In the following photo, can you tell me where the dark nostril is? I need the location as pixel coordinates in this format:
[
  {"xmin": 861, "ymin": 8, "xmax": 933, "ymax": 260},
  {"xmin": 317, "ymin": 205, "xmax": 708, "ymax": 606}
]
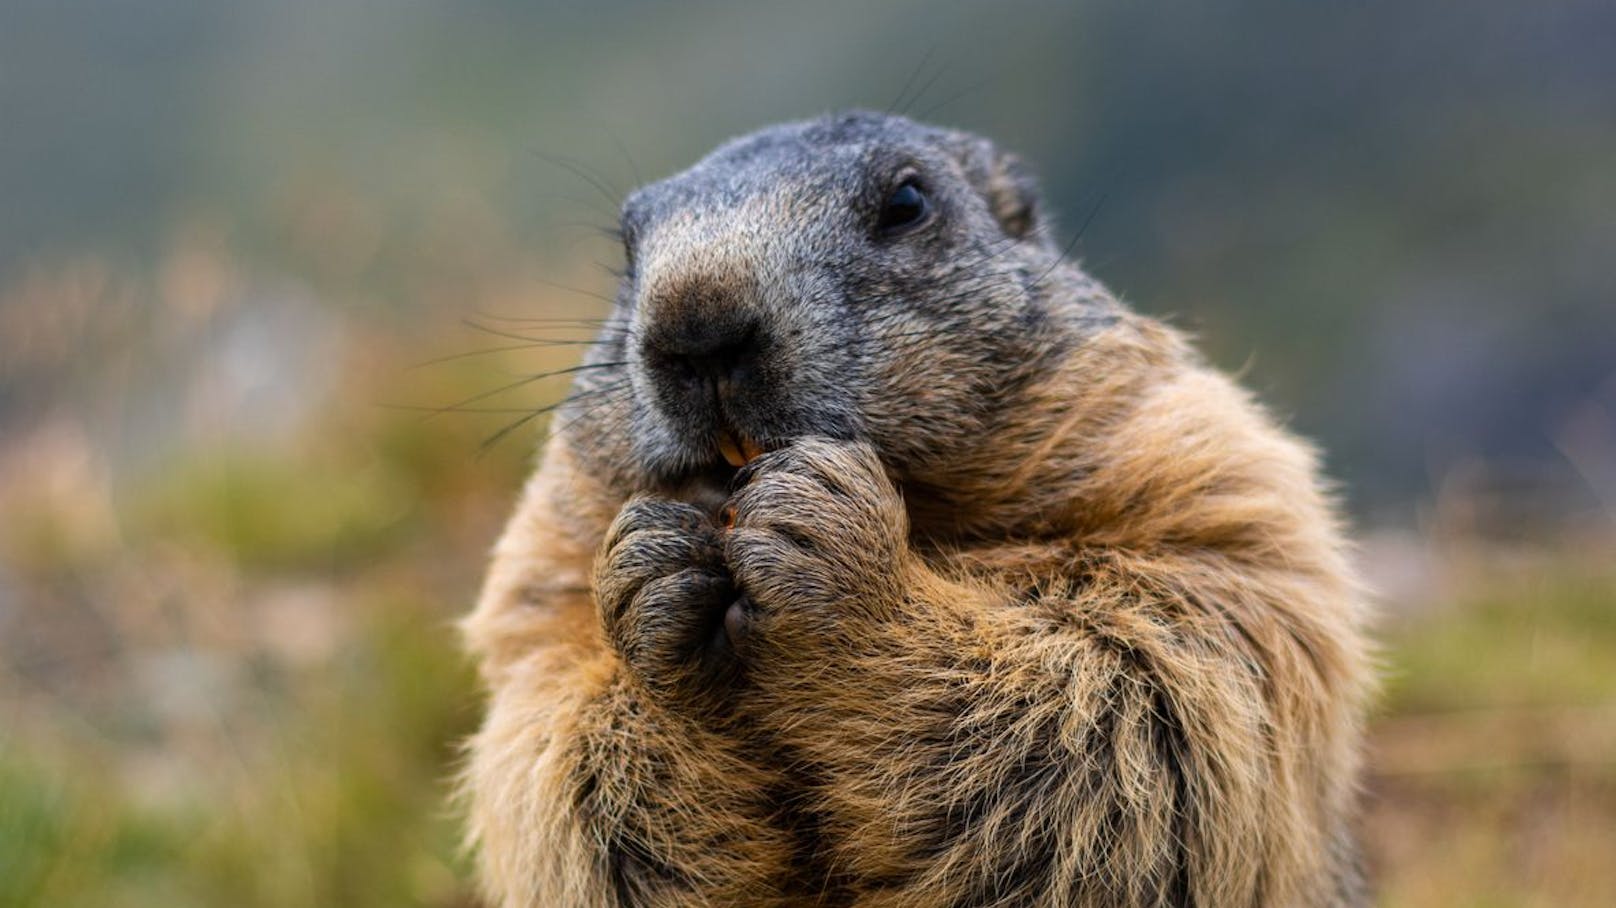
[
  {"xmin": 649, "ymin": 317, "xmax": 760, "ymax": 387},
  {"xmin": 686, "ymin": 329, "xmax": 756, "ymax": 380}
]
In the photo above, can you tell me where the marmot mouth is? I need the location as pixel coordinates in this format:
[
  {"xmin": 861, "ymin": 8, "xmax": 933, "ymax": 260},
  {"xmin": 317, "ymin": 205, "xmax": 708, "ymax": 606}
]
[
  {"xmin": 655, "ymin": 428, "xmax": 771, "ymax": 518},
  {"xmin": 715, "ymin": 427, "xmax": 766, "ymax": 468}
]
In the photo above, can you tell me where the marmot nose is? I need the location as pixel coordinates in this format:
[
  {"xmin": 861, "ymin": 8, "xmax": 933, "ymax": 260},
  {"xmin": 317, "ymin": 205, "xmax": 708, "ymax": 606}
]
[{"xmin": 643, "ymin": 312, "xmax": 762, "ymax": 392}]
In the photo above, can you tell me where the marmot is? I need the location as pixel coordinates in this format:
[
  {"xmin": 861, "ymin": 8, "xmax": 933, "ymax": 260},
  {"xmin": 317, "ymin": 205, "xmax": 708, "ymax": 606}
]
[{"xmin": 461, "ymin": 111, "xmax": 1373, "ymax": 907}]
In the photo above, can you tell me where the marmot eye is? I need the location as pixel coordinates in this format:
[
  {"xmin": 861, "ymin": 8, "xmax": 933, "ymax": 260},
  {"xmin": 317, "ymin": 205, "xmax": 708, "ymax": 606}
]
[{"xmin": 876, "ymin": 179, "xmax": 931, "ymax": 235}]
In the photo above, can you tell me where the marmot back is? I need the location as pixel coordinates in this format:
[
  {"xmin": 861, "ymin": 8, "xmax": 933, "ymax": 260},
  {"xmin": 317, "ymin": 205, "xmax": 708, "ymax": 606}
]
[{"xmin": 461, "ymin": 111, "xmax": 1374, "ymax": 907}]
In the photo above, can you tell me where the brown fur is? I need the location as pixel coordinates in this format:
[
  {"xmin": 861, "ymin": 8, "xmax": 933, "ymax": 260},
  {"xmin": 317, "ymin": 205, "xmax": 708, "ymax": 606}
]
[{"xmin": 460, "ymin": 118, "xmax": 1373, "ymax": 907}]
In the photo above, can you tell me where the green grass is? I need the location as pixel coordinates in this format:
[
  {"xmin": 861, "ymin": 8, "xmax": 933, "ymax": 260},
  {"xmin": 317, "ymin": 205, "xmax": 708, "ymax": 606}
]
[
  {"xmin": 0, "ymin": 316, "xmax": 538, "ymax": 908},
  {"xmin": 1382, "ymin": 567, "xmax": 1616, "ymax": 714},
  {"xmin": 1367, "ymin": 562, "xmax": 1616, "ymax": 908},
  {"xmin": 1, "ymin": 592, "xmax": 480, "ymax": 908},
  {"xmin": 128, "ymin": 452, "xmax": 419, "ymax": 572}
]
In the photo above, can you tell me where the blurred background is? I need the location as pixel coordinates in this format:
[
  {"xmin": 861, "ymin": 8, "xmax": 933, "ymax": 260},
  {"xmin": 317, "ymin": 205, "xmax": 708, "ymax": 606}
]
[{"xmin": 1, "ymin": 1, "xmax": 1612, "ymax": 905}]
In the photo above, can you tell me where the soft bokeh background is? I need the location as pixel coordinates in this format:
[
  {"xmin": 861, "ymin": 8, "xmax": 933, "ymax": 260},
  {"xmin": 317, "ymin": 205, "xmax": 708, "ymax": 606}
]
[{"xmin": 2, "ymin": 2, "xmax": 1613, "ymax": 905}]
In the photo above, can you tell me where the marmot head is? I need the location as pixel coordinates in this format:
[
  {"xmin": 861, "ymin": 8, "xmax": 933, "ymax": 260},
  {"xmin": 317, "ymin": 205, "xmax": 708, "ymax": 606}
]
[{"xmin": 564, "ymin": 111, "xmax": 1119, "ymax": 512}]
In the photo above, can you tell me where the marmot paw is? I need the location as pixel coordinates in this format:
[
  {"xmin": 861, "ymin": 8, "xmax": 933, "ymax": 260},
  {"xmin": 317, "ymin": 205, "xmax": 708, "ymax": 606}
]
[
  {"xmin": 594, "ymin": 496, "xmax": 742, "ymax": 700},
  {"xmin": 722, "ymin": 437, "xmax": 908, "ymax": 660}
]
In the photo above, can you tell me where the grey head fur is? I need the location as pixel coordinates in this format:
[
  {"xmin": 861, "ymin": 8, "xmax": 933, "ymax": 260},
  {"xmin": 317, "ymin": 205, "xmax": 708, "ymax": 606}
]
[{"xmin": 561, "ymin": 110, "xmax": 1116, "ymax": 508}]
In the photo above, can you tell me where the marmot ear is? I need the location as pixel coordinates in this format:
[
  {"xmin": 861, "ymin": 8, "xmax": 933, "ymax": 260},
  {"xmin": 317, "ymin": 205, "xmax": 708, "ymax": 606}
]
[{"xmin": 951, "ymin": 136, "xmax": 1047, "ymax": 246}]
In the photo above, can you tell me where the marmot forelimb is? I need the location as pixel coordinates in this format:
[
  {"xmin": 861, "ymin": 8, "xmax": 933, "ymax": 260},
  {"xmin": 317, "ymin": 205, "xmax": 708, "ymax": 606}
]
[{"xmin": 461, "ymin": 111, "xmax": 1373, "ymax": 907}]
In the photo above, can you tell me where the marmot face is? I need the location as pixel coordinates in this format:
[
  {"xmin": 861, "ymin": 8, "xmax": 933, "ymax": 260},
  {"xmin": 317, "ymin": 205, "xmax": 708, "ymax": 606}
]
[{"xmin": 564, "ymin": 111, "xmax": 1099, "ymax": 511}]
